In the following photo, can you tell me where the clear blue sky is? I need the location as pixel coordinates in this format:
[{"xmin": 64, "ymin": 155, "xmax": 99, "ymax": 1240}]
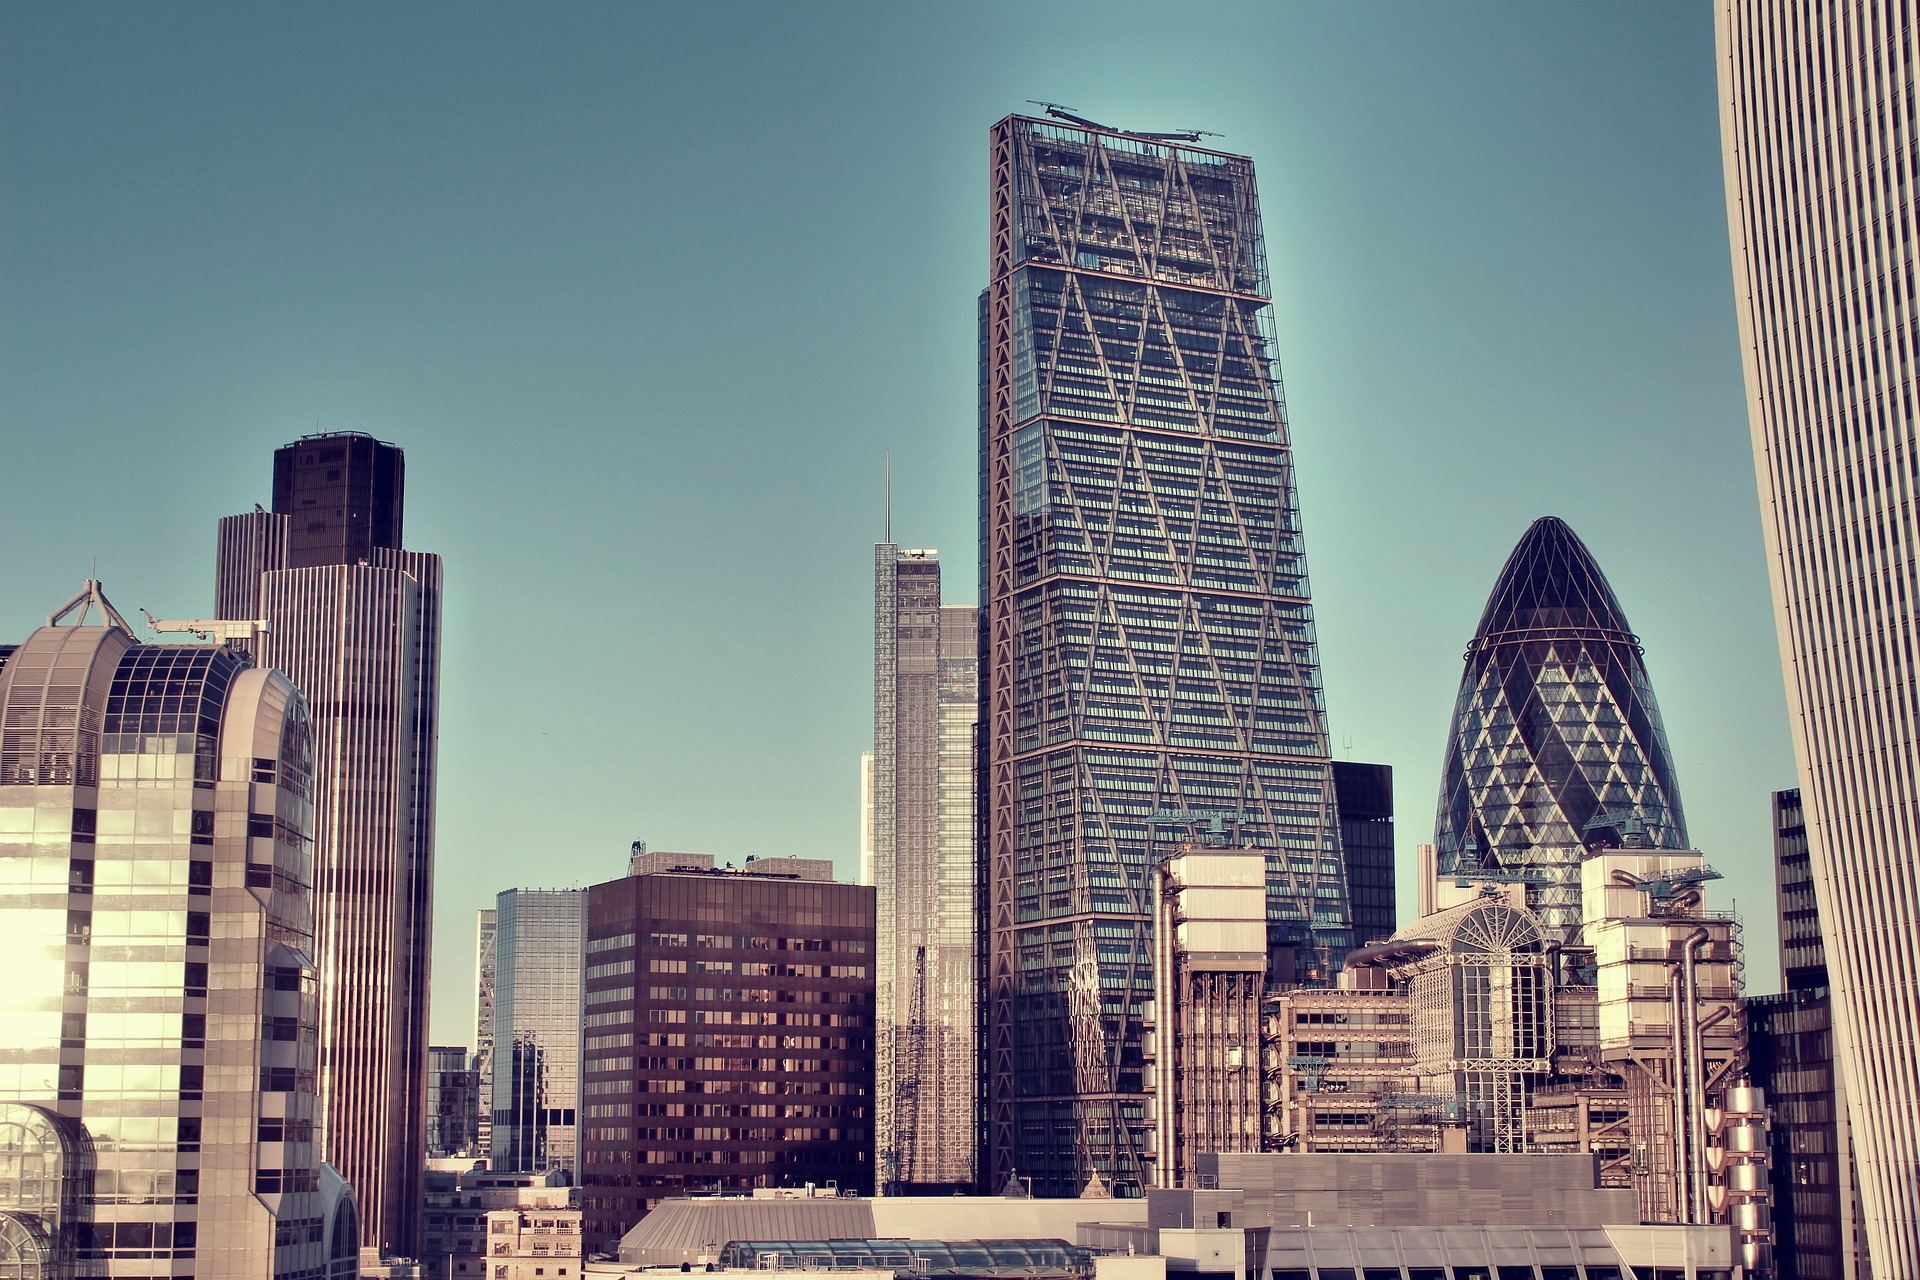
[{"xmin": 0, "ymin": 2, "xmax": 1791, "ymax": 1044}]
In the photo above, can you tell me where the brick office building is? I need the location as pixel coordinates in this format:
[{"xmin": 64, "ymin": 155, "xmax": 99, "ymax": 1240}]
[{"xmin": 577, "ymin": 854, "xmax": 875, "ymax": 1254}]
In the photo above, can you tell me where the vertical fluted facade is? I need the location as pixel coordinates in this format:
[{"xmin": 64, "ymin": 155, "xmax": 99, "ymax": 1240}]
[
  {"xmin": 1719, "ymin": 3, "xmax": 1920, "ymax": 1269},
  {"xmin": 216, "ymin": 434, "xmax": 442, "ymax": 1257}
]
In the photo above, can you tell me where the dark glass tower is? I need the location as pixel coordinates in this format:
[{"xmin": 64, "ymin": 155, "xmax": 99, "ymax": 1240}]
[
  {"xmin": 1748, "ymin": 788, "xmax": 1867, "ymax": 1280},
  {"xmin": 1332, "ymin": 762, "xmax": 1395, "ymax": 945},
  {"xmin": 979, "ymin": 112, "xmax": 1350, "ymax": 1195},
  {"xmin": 1435, "ymin": 517, "xmax": 1686, "ymax": 946},
  {"xmin": 272, "ymin": 434, "xmax": 405, "ymax": 569}
]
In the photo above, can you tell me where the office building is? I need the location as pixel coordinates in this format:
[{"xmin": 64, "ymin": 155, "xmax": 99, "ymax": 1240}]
[
  {"xmin": 1433, "ymin": 516, "xmax": 1688, "ymax": 947},
  {"xmin": 871, "ymin": 544, "xmax": 978, "ymax": 1192},
  {"xmin": 610, "ymin": 1164, "xmax": 1729, "ymax": 1280},
  {"xmin": 475, "ymin": 908, "xmax": 497, "ymax": 1161},
  {"xmin": 0, "ymin": 582, "xmax": 358, "ymax": 1279},
  {"xmin": 1748, "ymin": 789, "xmax": 1866, "ymax": 1280},
  {"xmin": 1148, "ymin": 847, "xmax": 1267, "ymax": 1186},
  {"xmin": 491, "ymin": 889, "xmax": 586, "ymax": 1177},
  {"xmin": 426, "ymin": 1046, "xmax": 480, "ymax": 1160},
  {"xmin": 979, "ymin": 108, "xmax": 1352, "ymax": 1196},
  {"xmin": 1331, "ymin": 762, "xmax": 1395, "ymax": 944},
  {"xmin": 577, "ymin": 856, "xmax": 875, "ymax": 1254},
  {"xmin": 1719, "ymin": 3, "xmax": 1920, "ymax": 1268},
  {"xmin": 216, "ymin": 431, "xmax": 443, "ymax": 1256},
  {"xmin": 422, "ymin": 1165, "xmax": 572, "ymax": 1279},
  {"xmin": 1351, "ymin": 892, "xmax": 1554, "ymax": 1155}
]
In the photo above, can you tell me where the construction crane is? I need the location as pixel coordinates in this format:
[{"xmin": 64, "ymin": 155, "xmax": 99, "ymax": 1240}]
[
  {"xmin": 1610, "ymin": 864, "xmax": 1723, "ymax": 914},
  {"xmin": 141, "ymin": 609, "xmax": 269, "ymax": 643},
  {"xmin": 1025, "ymin": 101, "xmax": 1219, "ymax": 144},
  {"xmin": 1583, "ymin": 808, "xmax": 1657, "ymax": 850},
  {"xmin": 893, "ymin": 944, "xmax": 930, "ymax": 1186},
  {"xmin": 1145, "ymin": 809, "xmax": 1241, "ymax": 848}
]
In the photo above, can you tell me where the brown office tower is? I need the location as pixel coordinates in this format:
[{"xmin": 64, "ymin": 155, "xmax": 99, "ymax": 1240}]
[
  {"xmin": 577, "ymin": 858, "xmax": 876, "ymax": 1254},
  {"xmin": 216, "ymin": 433, "xmax": 443, "ymax": 1257}
]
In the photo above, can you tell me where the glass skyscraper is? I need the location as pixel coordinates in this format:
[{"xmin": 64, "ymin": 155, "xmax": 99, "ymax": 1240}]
[
  {"xmin": 215, "ymin": 432, "xmax": 442, "ymax": 1256},
  {"xmin": 871, "ymin": 546, "xmax": 977, "ymax": 1192},
  {"xmin": 473, "ymin": 908, "xmax": 497, "ymax": 1162},
  {"xmin": 490, "ymin": 889, "xmax": 585, "ymax": 1178},
  {"xmin": 1434, "ymin": 517, "xmax": 1687, "ymax": 947},
  {"xmin": 1720, "ymin": 1, "xmax": 1920, "ymax": 1268},
  {"xmin": 979, "ymin": 110, "xmax": 1350, "ymax": 1194},
  {"xmin": 0, "ymin": 583, "xmax": 358, "ymax": 1279}
]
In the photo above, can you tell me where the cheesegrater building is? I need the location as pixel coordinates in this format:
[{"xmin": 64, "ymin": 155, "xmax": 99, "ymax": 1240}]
[
  {"xmin": 1719, "ymin": 1, "xmax": 1920, "ymax": 1269},
  {"xmin": 215, "ymin": 432, "xmax": 443, "ymax": 1256},
  {"xmin": 1434, "ymin": 517, "xmax": 1688, "ymax": 948},
  {"xmin": 979, "ymin": 110, "xmax": 1352, "ymax": 1195}
]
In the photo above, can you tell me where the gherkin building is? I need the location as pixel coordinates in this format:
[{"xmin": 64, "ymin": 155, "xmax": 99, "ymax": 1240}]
[{"xmin": 1435, "ymin": 516, "xmax": 1687, "ymax": 945}]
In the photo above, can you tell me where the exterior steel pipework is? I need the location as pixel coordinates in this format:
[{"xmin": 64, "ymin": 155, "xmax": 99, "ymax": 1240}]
[{"xmin": 1718, "ymin": 1, "xmax": 1920, "ymax": 1268}]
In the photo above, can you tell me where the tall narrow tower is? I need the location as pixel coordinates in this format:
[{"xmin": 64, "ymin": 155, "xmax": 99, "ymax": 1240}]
[
  {"xmin": 872, "ymin": 545, "xmax": 978, "ymax": 1191},
  {"xmin": 979, "ymin": 112, "xmax": 1350, "ymax": 1195},
  {"xmin": 1719, "ymin": 3, "xmax": 1920, "ymax": 1268},
  {"xmin": 216, "ymin": 432, "xmax": 442, "ymax": 1256}
]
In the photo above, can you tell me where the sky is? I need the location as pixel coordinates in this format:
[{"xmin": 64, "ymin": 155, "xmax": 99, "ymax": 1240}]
[{"xmin": 0, "ymin": 2, "xmax": 1794, "ymax": 1046}]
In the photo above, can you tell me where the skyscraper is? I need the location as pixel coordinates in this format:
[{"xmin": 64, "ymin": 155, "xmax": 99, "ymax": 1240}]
[
  {"xmin": 1331, "ymin": 761, "xmax": 1396, "ymax": 945},
  {"xmin": 871, "ymin": 545, "xmax": 977, "ymax": 1192},
  {"xmin": 490, "ymin": 889, "xmax": 585, "ymax": 1178},
  {"xmin": 1434, "ymin": 517, "xmax": 1687, "ymax": 947},
  {"xmin": 425, "ymin": 1046, "xmax": 480, "ymax": 1160},
  {"xmin": 474, "ymin": 908, "xmax": 497, "ymax": 1161},
  {"xmin": 577, "ymin": 856, "xmax": 875, "ymax": 1253},
  {"xmin": 0, "ymin": 583, "xmax": 359, "ymax": 1279},
  {"xmin": 216, "ymin": 432, "xmax": 443, "ymax": 1255},
  {"xmin": 1748, "ymin": 789, "xmax": 1866, "ymax": 1280},
  {"xmin": 1719, "ymin": 2, "xmax": 1920, "ymax": 1267},
  {"xmin": 979, "ymin": 110, "xmax": 1352, "ymax": 1194}
]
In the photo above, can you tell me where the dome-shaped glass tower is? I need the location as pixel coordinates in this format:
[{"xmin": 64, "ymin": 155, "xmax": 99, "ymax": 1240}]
[{"xmin": 1435, "ymin": 517, "xmax": 1688, "ymax": 945}]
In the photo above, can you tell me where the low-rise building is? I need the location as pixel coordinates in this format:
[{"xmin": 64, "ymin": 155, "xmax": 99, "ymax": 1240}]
[
  {"xmin": 482, "ymin": 1202, "xmax": 584, "ymax": 1280},
  {"xmin": 423, "ymin": 1165, "xmax": 574, "ymax": 1279}
]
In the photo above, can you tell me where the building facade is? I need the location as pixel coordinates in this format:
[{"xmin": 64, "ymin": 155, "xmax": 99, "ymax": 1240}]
[
  {"xmin": 0, "ymin": 584, "xmax": 359, "ymax": 1279},
  {"xmin": 426, "ymin": 1047, "xmax": 480, "ymax": 1160},
  {"xmin": 1433, "ymin": 516, "xmax": 1688, "ymax": 947},
  {"xmin": 491, "ymin": 890, "xmax": 585, "ymax": 1178},
  {"xmin": 1748, "ymin": 788, "xmax": 1866, "ymax": 1280},
  {"xmin": 577, "ymin": 861, "xmax": 875, "ymax": 1255},
  {"xmin": 1719, "ymin": 2, "xmax": 1920, "ymax": 1268},
  {"xmin": 1148, "ymin": 847, "xmax": 1267, "ymax": 1186},
  {"xmin": 422, "ymin": 1166, "xmax": 571, "ymax": 1280},
  {"xmin": 870, "ymin": 545, "xmax": 977, "ymax": 1192},
  {"xmin": 979, "ymin": 109, "xmax": 1352, "ymax": 1196},
  {"xmin": 1331, "ymin": 762, "xmax": 1395, "ymax": 945},
  {"xmin": 474, "ymin": 909, "xmax": 497, "ymax": 1162},
  {"xmin": 215, "ymin": 432, "xmax": 443, "ymax": 1256}
]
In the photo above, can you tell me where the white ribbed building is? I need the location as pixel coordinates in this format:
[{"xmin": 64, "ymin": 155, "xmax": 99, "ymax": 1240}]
[{"xmin": 1718, "ymin": 2, "xmax": 1920, "ymax": 1270}]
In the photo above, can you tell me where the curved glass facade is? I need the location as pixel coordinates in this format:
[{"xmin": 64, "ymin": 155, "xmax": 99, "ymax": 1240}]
[{"xmin": 1434, "ymin": 518, "xmax": 1686, "ymax": 945}]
